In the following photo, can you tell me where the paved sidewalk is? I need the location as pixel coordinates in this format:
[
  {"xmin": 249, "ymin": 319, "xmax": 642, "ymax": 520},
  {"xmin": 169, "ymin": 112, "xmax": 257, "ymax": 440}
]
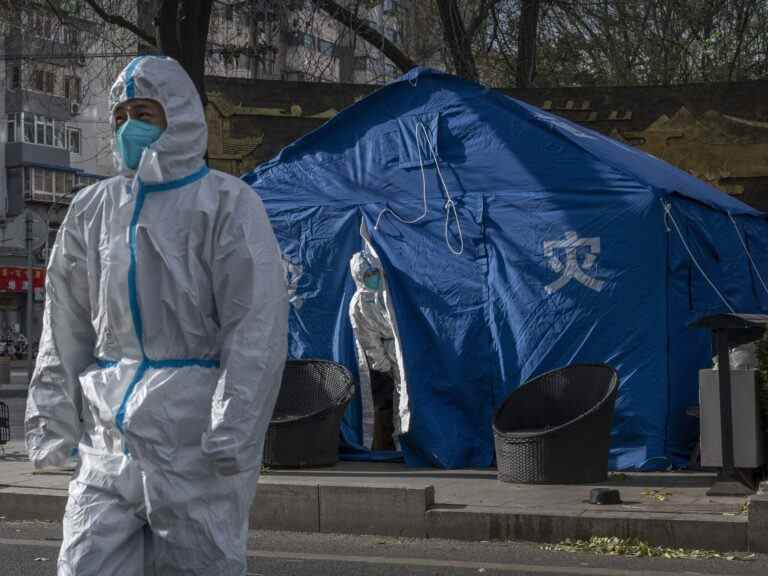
[{"xmin": 1, "ymin": 440, "xmax": 766, "ymax": 553}]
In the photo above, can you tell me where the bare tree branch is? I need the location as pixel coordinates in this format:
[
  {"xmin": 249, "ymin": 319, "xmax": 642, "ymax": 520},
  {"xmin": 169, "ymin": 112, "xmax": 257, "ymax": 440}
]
[
  {"xmin": 44, "ymin": 0, "xmax": 66, "ymax": 26},
  {"xmin": 728, "ymin": 0, "xmax": 754, "ymax": 81},
  {"xmin": 467, "ymin": 0, "xmax": 503, "ymax": 40},
  {"xmin": 83, "ymin": 0, "xmax": 156, "ymax": 47},
  {"xmin": 308, "ymin": 0, "xmax": 416, "ymax": 73}
]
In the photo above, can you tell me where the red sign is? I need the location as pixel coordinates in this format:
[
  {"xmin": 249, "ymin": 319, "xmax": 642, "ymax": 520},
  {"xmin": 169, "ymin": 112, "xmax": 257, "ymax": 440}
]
[{"xmin": 0, "ymin": 267, "xmax": 46, "ymax": 294}]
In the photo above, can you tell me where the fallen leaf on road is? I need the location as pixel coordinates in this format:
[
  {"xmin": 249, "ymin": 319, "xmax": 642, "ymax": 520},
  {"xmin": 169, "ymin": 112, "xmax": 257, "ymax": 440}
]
[
  {"xmin": 541, "ymin": 536, "xmax": 756, "ymax": 561},
  {"xmin": 641, "ymin": 489, "xmax": 671, "ymax": 502}
]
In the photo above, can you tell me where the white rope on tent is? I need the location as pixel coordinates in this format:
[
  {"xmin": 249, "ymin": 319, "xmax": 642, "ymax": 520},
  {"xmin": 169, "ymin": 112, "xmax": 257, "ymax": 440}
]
[
  {"xmin": 375, "ymin": 125, "xmax": 429, "ymax": 229},
  {"xmin": 375, "ymin": 122, "xmax": 465, "ymax": 256},
  {"xmin": 662, "ymin": 200, "xmax": 735, "ymax": 313},
  {"xmin": 727, "ymin": 211, "xmax": 768, "ymax": 298}
]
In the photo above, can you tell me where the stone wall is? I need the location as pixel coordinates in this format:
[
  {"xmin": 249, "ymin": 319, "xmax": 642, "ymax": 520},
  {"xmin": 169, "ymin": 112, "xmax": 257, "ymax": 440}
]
[{"xmin": 205, "ymin": 75, "xmax": 768, "ymax": 211}]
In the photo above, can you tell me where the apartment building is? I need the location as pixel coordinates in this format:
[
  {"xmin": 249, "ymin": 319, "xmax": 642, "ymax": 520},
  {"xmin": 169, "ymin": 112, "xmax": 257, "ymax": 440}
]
[
  {"xmin": 0, "ymin": 3, "xmax": 108, "ymax": 340},
  {"xmin": 205, "ymin": 0, "xmax": 407, "ymax": 84}
]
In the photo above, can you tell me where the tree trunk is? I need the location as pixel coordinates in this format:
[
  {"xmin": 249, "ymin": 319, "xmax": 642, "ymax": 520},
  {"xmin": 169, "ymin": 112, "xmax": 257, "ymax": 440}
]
[
  {"xmin": 435, "ymin": 0, "xmax": 479, "ymax": 81},
  {"xmin": 516, "ymin": 0, "xmax": 540, "ymax": 88},
  {"xmin": 154, "ymin": 0, "xmax": 212, "ymax": 104}
]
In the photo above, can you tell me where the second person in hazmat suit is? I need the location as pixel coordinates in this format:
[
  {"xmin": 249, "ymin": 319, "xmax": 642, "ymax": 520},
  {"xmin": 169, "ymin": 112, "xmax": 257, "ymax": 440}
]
[
  {"xmin": 349, "ymin": 251, "xmax": 401, "ymax": 451},
  {"xmin": 24, "ymin": 56, "xmax": 288, "ymax": 575}
]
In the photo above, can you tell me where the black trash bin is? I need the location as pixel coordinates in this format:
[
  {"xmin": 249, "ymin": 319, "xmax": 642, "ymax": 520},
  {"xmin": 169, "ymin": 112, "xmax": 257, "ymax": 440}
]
[
  {"xmin": 493, "ymin": 364, "xmax": 619, "ymax": 484},
  {"xmin": 263, "ymin": 359, "xmax": 354, "ymax": 468}
]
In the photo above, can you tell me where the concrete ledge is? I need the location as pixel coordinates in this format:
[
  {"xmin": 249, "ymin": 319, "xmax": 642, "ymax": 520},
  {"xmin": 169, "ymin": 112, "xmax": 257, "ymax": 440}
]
[
  {"xmin": 0, "ymin": 476, "xmax": 756, "ymax": 554},
  {"xmin": 748, "ymin": 492, "xmax": 768, "ymax": 553},
  {"xmin": 0, "ymin": 384, "xmax": 28, "ymax": 398},
  {"xmin": 0, "ymin": 487, "xmax": 67, "ymax": 522},
  {"xmin": 426, "ymin": 506, "xmax": 748, "ymax": 552},
  {"xmin": 251, "ymin": 482, "xmax": 319, "ymax": 532},
  {"xmin": 319, "ymin": 484, "xmax": 435, "ymax": 538}
]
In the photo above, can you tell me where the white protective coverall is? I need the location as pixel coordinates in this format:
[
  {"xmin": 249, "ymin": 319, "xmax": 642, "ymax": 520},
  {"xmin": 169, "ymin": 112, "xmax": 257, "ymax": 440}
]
[
  {"xmin": 348, "ymin": 251, "xmax": 403, "ymax": 447},
  {"xmin": 25, "ymin": 56, "xmax": 288, "ymax": 576}
]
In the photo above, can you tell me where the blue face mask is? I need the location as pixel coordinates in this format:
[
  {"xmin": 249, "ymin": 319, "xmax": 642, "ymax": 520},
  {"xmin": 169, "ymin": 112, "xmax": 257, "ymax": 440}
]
[
  {"xmin": 116, "ymin": 119, "xmax": 164, "ymax": 170},
  {"xmin": 363, "ymin": 273, "xmax": 381, "ymax": 290}
]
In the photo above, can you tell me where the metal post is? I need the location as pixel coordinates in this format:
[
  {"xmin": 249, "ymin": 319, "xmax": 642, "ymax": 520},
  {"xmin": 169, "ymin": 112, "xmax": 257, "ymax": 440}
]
[
  {"xmin": 706, "ymin": 328, "xmax": 753, "ymax": 496},
  {"xmin": 25, "ymin": 210, "xmax": 33, "ymax": 382}
]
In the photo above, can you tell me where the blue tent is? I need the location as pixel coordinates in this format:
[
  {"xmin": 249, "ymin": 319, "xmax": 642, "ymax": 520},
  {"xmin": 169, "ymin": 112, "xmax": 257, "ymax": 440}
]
[{"xmin": 244, "ymin": 68, "xmax": 768, "ymax": 470}]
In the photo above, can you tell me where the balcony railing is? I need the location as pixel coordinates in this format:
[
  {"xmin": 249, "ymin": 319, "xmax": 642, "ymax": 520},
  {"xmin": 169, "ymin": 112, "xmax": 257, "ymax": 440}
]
[{"xmin": 24, "ymin": 191, "xmax": 73, "ymax": 205}]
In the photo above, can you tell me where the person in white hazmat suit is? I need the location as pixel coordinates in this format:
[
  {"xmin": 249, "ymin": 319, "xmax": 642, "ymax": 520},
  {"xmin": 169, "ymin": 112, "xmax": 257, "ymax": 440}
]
[
  {"xmin": 349, "ymin": 251, "xmax": 400, "ymax": 451},
  {"xmin": 24, "ymin": 55, "xmax": 288, "ymax": 575}
]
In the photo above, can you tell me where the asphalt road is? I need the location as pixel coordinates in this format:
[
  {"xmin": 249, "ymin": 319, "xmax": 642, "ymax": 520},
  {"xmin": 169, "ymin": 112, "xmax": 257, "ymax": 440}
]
[{"xmin": 1, "ymin": 521, "xmax": 767, "ymax": 576}]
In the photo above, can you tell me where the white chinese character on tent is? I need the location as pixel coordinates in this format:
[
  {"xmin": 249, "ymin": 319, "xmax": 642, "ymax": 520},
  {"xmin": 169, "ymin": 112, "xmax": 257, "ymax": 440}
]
[{"xmin": 543, "ymin": 231, "xmax": 606, "ymax": 294}]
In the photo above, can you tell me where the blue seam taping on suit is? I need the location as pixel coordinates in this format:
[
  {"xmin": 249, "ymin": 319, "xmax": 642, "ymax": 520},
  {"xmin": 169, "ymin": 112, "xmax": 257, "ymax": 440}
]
[
  {"xmin": 124, "ymin": 56, "xmax": 145, "ymax": 99},
  {"xmin": 115, "ymin": 360, "xmax": 147, "ymax": 434},
  {"xmin": 114, "ymin": 164, "xmax": 213, "ymax": 438},
  {"xmin": 142, "ymin": 165, "xmax": 209, "ymax": 193},
  {"xmin": 127, "ymin": 183, "xmax": 147, "ymax": 356}
]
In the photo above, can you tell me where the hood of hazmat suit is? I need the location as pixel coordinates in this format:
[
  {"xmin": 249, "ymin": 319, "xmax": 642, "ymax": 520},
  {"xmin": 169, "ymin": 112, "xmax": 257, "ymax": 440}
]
[{"xmin": 25, "ymin": 55, "xmax": 288, "ymax": 576}]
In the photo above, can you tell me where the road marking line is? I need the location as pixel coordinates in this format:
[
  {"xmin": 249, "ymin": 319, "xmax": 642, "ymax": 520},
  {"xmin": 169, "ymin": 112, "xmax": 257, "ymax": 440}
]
[
  {"xmin": 0, "ymin": 537, "xmax": 60, "ymax": 548},
  {"xmin": 0, "ymin": 537, "xmax": 714, "ymax": 575},
  {"xmin": 245, "ymin": 549, "xmax": 711, "ymax": 575}
]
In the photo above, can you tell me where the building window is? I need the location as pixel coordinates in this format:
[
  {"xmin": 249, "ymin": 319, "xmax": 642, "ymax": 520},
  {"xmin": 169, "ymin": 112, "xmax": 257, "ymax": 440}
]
[
  {"xmin": 11, "ymin": 66, "xmax": 20, "ymax": 90},
  {"xmin": 32, "ymin": 69, "xmax": 45, "ymax": 92},
  {"xmin": 45, "ymin": 71, "xmax": 55, "ymax": 94},
  {"xmin": 23, "ymin": 114, "xmax": 34, "ymax": 143},
  {"xmin": 12, "ymin": 113, "xmax": 69, "ymax": 149},
  {"xmin": 6, "ymin": 114, "xmax": 16, "ymax": 142},
  {"xmin": 55, "ymin": 171, "xmax": 66, "ymax": 194},
  {"xmin": 64, "ymin": 76, "xmax": 82, "ymax": 101},
  {"xmin": 319, "ymin": 38, "xmax": 335, "ymax": 57},
  {"xmin": 55, "ymin": 122, "xmax": 65, "ymax": 149},
  {"xmin": 46, "ymin": 118, "xmax": 54, "ymax": 146},
  {"xmin": 44, "ymin": 170, "xmax": 54, "ymax": 193},
  {"xmin": 67, "ymin": 127, "xmax": 81, "ymax": 154},
  {"xmin": 31, "ymin": 66, "xmax": 58, "ymax": 95},
  {"xmin": 24, "ymin": 167, "xmax": 79, "ymax": 201},
  {"xmin": 35, "ymin": 115, "xmax": 46, "ymax": 144},
  {"xmin": 34, "ymin": 168, "xmax": 45, "ymax": 192}
]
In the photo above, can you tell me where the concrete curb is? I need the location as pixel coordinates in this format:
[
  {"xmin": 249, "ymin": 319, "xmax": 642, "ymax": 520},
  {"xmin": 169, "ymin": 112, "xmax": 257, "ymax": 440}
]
[
  {"xmin": 0, "ymin": 385, "xmax": 28, "ymax": 398},
  {"xmin": 250, "ymin": 482, "xmax": 435, "ymax": 538},
  {"xmin": 0, "ymin": 487, "xmax": 66, "ymax": 522},
  {"xmin": 426, "ymin": 506, "xmax": 748, "ymax": 552},
  {"xmin": 0, "ymin": 481, "xmax": 758, "ymax": 552},
  {"xmin": 748, "ymin": 480, "xmax": 768, "ymax": 553}
]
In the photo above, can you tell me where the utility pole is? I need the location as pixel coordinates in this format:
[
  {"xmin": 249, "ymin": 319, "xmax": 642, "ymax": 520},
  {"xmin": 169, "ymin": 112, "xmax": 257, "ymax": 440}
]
[{"xmin": 26, "ymin": 210, "xmax": 33, "ymax": 381}]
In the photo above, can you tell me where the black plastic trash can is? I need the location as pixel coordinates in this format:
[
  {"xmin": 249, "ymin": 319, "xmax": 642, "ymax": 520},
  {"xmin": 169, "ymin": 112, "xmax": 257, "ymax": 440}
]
[
  {"xmin": 263, "ymin": 359, "xmax": 354, "ymax": 468},
  {"xmin": 493, "ymin": 364, "xmax": 619, "ymax": 484}
]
